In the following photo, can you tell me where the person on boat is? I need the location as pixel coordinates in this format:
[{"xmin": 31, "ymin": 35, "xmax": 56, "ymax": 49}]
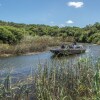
[
  {"xmin": 72, "ymin": 41, "xmax": 77, "ymax": 49},
  {"xmin": 73, "ymin": 41, "xmax": 77, "ymax": 45},
  {"xmin": 61, "ymin": 44, "xmax": 65, "ymax": 49}
]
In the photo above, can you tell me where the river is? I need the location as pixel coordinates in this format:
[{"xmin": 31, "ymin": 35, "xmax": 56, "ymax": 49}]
[{"xmin": 0, "ymin": 44, "xmax": 100, "ymax": 82}]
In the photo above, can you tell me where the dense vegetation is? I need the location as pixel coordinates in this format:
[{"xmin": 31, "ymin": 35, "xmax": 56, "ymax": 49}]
[
  {"xmin": 0, "ymin": 20, "xmax": 100, "ymax": 99},
  {"xmin": 0, "ymin": 20, "xmax": 100, "ymax": 44},
  {"xmin": 0, "ymin": 58, "xmax": 100, "ymax": 100}
]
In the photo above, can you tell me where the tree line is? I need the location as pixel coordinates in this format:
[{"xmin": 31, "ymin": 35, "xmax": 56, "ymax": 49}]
[{"xmin": 0, "ymin": 20, "xmax": 100, "ymax": 44}]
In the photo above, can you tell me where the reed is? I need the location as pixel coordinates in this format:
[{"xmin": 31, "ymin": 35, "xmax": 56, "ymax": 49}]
[
  {"xmin": 0, "ymin": 57, "xmax": 99, "ymax": 100},
  {"xmin": 0, "ymin": 75, "xmax": 36, "ymax": 100},
  {"xmin": 34, "ymin": 58, "xmax": 100, "ymax": 100}
]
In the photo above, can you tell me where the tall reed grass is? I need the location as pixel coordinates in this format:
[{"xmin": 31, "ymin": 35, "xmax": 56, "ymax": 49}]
[
  {"xmin": 0, "ymin": 58, "xmax": 99, "ymax": 100},
  {"xmin": 34, "ymin": 58, "xmax": 100, "ymax": 100}
]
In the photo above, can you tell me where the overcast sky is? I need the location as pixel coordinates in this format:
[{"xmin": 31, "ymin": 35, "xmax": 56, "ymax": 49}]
[{"xmin": 0, "ymin": 0, "xmax": 100, "ymax": 27}]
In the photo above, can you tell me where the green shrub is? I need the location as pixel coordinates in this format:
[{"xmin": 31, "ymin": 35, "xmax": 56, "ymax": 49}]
[{"xmin": 0, "ymin": 27, "xmax": 16, "ymax": 44}]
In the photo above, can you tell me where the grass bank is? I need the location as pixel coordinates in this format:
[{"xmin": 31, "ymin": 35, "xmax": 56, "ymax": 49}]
[
  {"xmin": 0, "ymin": 58, "xmax": 100, "ymax": 100},
  {"xmin": 0, "ymin": 36, "xmax": 73, "ymax": 57}
]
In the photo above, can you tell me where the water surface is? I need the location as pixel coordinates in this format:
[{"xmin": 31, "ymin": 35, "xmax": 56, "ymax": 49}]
[{"xmin": 0, "ymin": 44, "xmax": 100, "ymax": 81}]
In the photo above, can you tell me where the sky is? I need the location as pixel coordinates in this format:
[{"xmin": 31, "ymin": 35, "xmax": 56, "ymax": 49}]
[{"xmin": 0, "ymin": 0, "xmax": 100, "ymax": 27}]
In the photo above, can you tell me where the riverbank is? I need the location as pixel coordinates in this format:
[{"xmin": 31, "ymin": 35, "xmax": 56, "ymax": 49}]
[{"xmin": 0, "ymin": 36, "xmax": 72, "ymax": 57}]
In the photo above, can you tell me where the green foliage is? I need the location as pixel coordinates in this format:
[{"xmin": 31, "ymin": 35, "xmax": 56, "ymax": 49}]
[
  {"xmin": 0, "ymin": 26, "xmax": 16, "ymax": 44},
  {"xmin": 0, "ymin": 75, "xmax": 35, "ymax": 100},
  {"xmin": 88, "ymin": 33, "xmax": 100, "ymax": 43},
  {"xmin": 0, "ymin": 26, "xmax": 24, "ymax": 44},
  {"xmin": 0, "ymin": 20, "xmax": 100, "ymax": 44},
  {"xmin": 5, "ymin": 26, "xmax": 24, "ymax": 43},
  {"xmin": 34, "ymin": 58, "xmax": 100, "ymax": 100}
]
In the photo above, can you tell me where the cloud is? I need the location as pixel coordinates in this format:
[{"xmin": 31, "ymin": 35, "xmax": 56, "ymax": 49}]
[
  {"xmin": 66, "ymin": 20, "xmax": 74, "ymax": 24},
  {"xmin": 67, "ymin": 2, "xmax": 84, "ymax": 8}
]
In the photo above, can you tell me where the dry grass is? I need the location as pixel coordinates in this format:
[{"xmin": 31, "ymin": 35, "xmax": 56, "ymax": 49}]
[{"xmin": 0, "ymin": 35, "xmax": 72, "ymax": 57}]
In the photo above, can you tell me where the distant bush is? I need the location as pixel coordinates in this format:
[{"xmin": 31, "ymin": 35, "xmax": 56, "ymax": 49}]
[
  {"xmin": 0, "ymin": 20, "xmax": 100, "ymax": 44},
  {"xmin": 88, "ymin": 33, "xmax": 100, "ymax": 43},
  {"xmin": 0, "ymin": 27, "xmax": 15, "ymax": 44},
  {"xmin": 5, "ymin": 26, "xmax": 24, "ymax": 43},
  {"xmin": 0, "ymin": 26, "xmax": 24, "ymax": 44}
]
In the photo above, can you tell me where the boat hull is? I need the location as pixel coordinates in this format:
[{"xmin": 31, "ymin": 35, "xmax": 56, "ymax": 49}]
[{"xmin": 50, "ymin": 49, "xmax": 86, "ymax": 56}]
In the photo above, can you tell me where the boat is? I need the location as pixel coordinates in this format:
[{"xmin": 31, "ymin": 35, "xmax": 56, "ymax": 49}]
[{"xmin": 50, "ymin": 45, "xmax": 86, "ymax": 56}]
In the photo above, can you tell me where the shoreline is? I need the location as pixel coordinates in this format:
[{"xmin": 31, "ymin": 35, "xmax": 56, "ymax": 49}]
[
  {"xmin": 0, "ymin": 43, "xmax": 98, "ymax": 58},
  {"xmin": 0, "ymin": 48, "xmax": 50, "ymax": 58},
  {"xmin": 0, "ymin": 51, "xmax": 46, "ymax": 58}
]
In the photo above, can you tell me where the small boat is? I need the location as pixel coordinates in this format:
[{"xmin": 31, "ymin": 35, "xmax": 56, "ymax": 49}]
[{"xmin": 50, "ymin": 45, "xmax": 86, "ymax": 56}]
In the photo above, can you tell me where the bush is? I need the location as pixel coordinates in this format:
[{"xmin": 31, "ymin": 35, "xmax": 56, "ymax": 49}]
[
  {"xmin": 0, "ymin": 27, "xmax": 16, "ymax": 44},
  {"xmin": 0, "ymin": 26, "xmax": 24, "ymax": 44}
]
